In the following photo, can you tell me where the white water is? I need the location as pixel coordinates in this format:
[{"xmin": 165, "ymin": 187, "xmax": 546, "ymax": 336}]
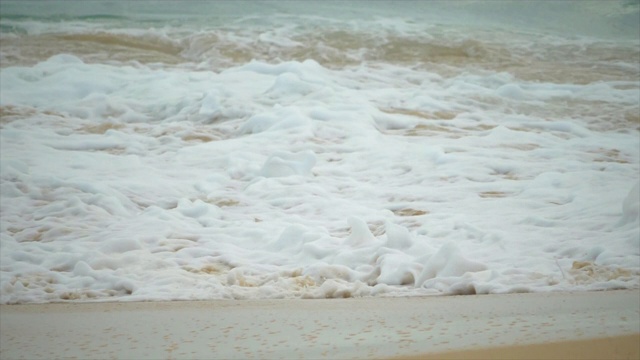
[{"xmin": 1, "ymin": 1, "xmax": 638, "ymax": 303}]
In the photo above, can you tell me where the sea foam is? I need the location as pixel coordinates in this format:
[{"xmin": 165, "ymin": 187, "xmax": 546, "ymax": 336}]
[{"xmin": 0, "ymin": 1, "xmax": 639, "ymax": 303}]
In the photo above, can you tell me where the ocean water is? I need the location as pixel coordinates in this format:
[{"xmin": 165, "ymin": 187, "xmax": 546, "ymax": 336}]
[{"xmin": 0, "ymin": 0, "xmax": 639, "ymax": 303}]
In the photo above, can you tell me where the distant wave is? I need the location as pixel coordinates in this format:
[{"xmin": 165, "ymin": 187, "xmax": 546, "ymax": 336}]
[{"xmin": 0, "ymin": 13, "xmax": 130, "ymax": 22}]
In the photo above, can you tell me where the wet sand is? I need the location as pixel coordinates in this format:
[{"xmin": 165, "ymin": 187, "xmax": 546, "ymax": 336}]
[
  {"xmin": 394, "ymin": 334, "xmax": 640, "ymax": 359},
  {"xmin": 1, "ymin": 290, "xmax": 638, "ymax": 359}
]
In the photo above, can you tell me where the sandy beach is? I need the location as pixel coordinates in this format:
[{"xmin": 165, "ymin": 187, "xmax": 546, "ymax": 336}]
[{"xmin": 1, "ymin": 290, "xmax": 638, "ymax": 359}]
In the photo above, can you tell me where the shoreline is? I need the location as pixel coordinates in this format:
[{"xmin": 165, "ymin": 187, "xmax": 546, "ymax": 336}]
[{"xmin": 1, "ymin": 290, "xmax": 639, "ymax": 359}]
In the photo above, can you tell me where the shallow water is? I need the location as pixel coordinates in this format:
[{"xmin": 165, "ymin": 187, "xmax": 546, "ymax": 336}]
[{"xmin": 1, "ymin": 1, "xmax": 639, "ymax": 303}]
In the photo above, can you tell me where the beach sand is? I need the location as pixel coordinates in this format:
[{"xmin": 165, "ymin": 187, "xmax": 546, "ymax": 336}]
[
  {"xmin": 393, "ymin": 334, "xmax": 640, "ymax": 359},
  {"xmin": 1, "ymin": 290, "xmax": 638, "ymax": 359}
]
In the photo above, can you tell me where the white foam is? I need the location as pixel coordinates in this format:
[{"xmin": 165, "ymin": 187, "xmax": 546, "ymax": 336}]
[
  {"xmin": 619, "ymin": 181, "xmax": 640, "ymax": 227},
  {"xmin": 260, "ymin": 150, "xmax": 317, "ymax": 178},
  {"xmin": 0, "ymin": 4, "xmax": 639, "ymax": 303}
]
